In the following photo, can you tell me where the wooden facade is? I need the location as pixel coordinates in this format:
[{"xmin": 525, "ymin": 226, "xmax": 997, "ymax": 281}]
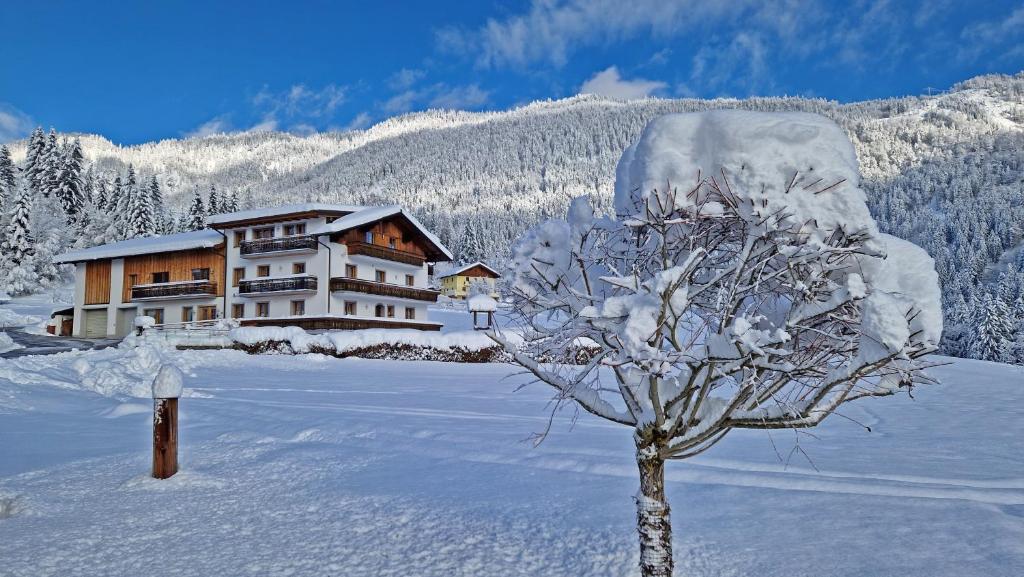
[
  {"xmin": 121, "ymin": 245, "xmax": 226, "ymax": 303},
  {"xmin": 84, "ymin": 260, "xmax": 112, "ymax": 305},
  {"xmin": 457, "ymin": 264, "xmax": 500, "ymax": 279},
  {"xmin": 335, "ymin": 217, "xmax": 429, "ymax": 258}
]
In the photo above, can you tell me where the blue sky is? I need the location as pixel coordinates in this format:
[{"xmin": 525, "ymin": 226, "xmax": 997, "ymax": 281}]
[{"xmin": 1, "ymin": 0, "xmax": 1021, "ymax": 144}]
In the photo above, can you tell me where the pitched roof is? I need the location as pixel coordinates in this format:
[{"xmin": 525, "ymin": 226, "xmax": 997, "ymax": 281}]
[
  {"xmin": 439, "ymin": 261, "xmax": 501, "ymax": 278},
  {"xmin": 312, "ymin": 205, "xmax": 454, "ymax": 261},
  {"xmin": 206, "ymin": 202, "xmax": 366, "ymax": 226},
  {"xmin": 54, "ymin": 229, "xmax": 224, "ymax": 263}
]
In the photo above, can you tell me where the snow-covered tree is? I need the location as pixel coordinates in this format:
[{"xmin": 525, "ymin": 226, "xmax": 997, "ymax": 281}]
[
  {"xmin": 0, "ymin": 145, "xmax": 15, "ymax": 215},
  {"xmin": 54, "ymin": 138, "xmax": 86, "ymax": 224},
  {"xmin": 22, "ymin": 127, "xmax": 47, "ymax": 197},
  {"xmin": 207, "ymin": 184, "xmax": 219, "ymax": 215},
  {"xmin": 185, "ymin": 186, "xmax": 206, "ymax": 230},
  {"xmin": 125, "ymin": 171, "xmax": 156, "ymax": 238},
  {"xmin": 492, "ymin": 112, "xmax": 943, "ymax": 577},
  {"xmin": 222, "ymin": 189, "xmax": 238, "ymax": 213},
  {"xmin": 972, "ymin": 292, "xmax": 1014, "ymax": 362},
  {"xmin": 0, "ymin": 182, "xmax": 39, "ymax": 295}
]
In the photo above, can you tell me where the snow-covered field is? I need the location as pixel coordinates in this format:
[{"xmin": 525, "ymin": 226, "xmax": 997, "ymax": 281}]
[{"xmin": 0, "ymin": 339, "xmax": 1022, "ymax": 576}]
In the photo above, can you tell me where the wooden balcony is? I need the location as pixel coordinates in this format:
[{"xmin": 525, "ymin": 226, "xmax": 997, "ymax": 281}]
[
  {"xmin": 240, "ymin": 235, "xmax": 319, "ymax": 257},
  {"xmin": 344, "ymin": 241, "xmax": 425, "ymax": 266},
  {"xmin": 330, "ymin": 277, "xmax": 439, "ymax": 302},
  {"xmin": 238, "ymin": 276, "xmax": 318, "ymax": 296},
  {"xmin": 131, "ymin": 280, "xmax": 217, "ymax": 301}
]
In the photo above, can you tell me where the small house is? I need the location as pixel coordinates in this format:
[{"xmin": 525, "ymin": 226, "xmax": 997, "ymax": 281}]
[{"xmin": 439, "ymin": 262, "xmax": 501, "ymax": 300}]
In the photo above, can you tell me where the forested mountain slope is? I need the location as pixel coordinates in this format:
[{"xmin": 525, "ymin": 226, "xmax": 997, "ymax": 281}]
[{"xmin": 4, "ymin": 72, "xmax": 1023, "ymax": 360}]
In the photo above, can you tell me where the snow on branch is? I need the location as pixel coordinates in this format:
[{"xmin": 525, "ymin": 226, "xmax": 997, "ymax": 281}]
[{"xmin": 492, "ymin": 110, "xmax": 943, "ymax": 457}]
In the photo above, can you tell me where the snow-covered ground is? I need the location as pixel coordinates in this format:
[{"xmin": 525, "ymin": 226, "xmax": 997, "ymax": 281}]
[{"xmin": 0, "ymin": 341, "xmax": 1021, "ymax": 576}]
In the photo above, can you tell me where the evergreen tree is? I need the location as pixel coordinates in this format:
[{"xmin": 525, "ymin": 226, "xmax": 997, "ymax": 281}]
[
  {"xmin": 54, "ymin": 138, "xmax": 85, "ymax": 224},
  {"xmin": 0, "ymin": 144, "xmax": 15, "ymax": 214},
  {"xmin": 125, "ymin": 177, "xmax": 156, "ymax": 238},
  {"xmin": 0, "ymin": 182, "xmax": 38, "ymax": 295},
  {"xmin": 94, "ymin": 177, "xmax": 108, "ymax": 212},
  {"xmin": 208, "ymin": 184, "xmax": 219, "ymax": 215},
  {"xmin": 186, "ymin": 186, "xmax": 206, "ymax": 230},
  {"xmin": 222, "ymin": 189, "xmax": 239, "ymax": 213},
  {"xmin": 972, "ymin": 292, "xmax": 1014, "ymax": 362},
  {"xmin": 22, "ymin": 127, "xmax": 47, "ymax": 197},
  {"xmin": 39, "ymin": 129, "xmax": 61, "ymax": 198}
]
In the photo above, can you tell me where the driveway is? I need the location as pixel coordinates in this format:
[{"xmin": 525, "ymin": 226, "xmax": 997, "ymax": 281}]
[{"xmin": 0, "ymin": 328, "xmax": 120, "ymax": 359}]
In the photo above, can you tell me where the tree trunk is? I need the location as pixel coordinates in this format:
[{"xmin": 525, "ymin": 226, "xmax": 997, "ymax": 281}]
[{"xmin": 636, "ymin": 443, "xmax": 672, "ymax": 577}]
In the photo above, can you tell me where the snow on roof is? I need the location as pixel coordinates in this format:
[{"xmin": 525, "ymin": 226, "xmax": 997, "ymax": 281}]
[
  {"xmin": 312, "ymin": 205, "xmax": 454, "ymax": 261},
  {"xmin": 54, "ymin": 229, "xmax": 224, "ymax": 263},
  {"xmin": 439, "ymin": 261, "xmax": 501, "ymax": 279},
  {"xmin": 207, "ymin": 202, "xmax": 366, "ymax": 225}
]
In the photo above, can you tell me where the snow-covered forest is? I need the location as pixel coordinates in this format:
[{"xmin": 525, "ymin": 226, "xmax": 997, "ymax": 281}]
[{"xmin": 1, "ymin": 72, "xmax": 1023, "ymax": 363}]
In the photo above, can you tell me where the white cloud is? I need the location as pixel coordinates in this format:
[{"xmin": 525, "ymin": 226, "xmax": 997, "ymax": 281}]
[
  {"xmin": 383, "ymin": 90, "xmax": 419, "ymax": 114},
  {"xmin": 344, "ymin": 112, "xmax": 373, "ymax": 131},
  {"xmin": 253, "ymin": 83, "xmax": 347, "ymax": 119},
  {"xmin": 388, "ymin": 68, "xmax": 426, "ymax": 91},
  {"xmin": 579, "ymin": 67, "xmax": 666, "ymax": 99},
  {"xmin": 429, "ymin": 84, "xmax": 490, "ymax": 109},
  {"xmin": 0, "ymin": 103, "xmax": 34, "ymax": 143},
  {"xmin": 959, "ymin": 6, "xmax": 1024, "ymax": 63},
  {"xmin": 185, "ymin": 115, "xmax": 232, "ymax": 138}
]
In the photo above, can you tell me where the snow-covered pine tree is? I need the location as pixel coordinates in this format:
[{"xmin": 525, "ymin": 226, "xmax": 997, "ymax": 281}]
[
  {"xmin": 54, "ymin": 138, "xmax": 86, "ymax": 224},
  {"xmin": 39, "ymin": 129, "xmax": 61, "ymax": 198},
  {"xmin": 222, "ymin": 189, "xmax": 238, "ymax": 213},
  {"xmin": 0, "ymin": 181, "xmax": 39, "ymax": 295},
  {"xmin": 0, "ymin": 144, "xmax": 15, "ymax": 214},
  {"xmin": 22, "ymin": 127, "xmax": 47, "ymax": 197},
  {"xmin": 125, "ymin": 169, "xmax": 156, "ymax": 238},
  {"xmin": 971, "ymin": 292, "xmax": 1014, "ymax": 362},
  {"xmin": 186, "ymin": 186, "xmax": 206, "ymax": 230},
  {"xmin": 94, "ymin": 176, "xmax": 108, "ymax": 212},
  {"xmin": 208, "ymin": 184, "xmax": 219, "ymax": 215}
]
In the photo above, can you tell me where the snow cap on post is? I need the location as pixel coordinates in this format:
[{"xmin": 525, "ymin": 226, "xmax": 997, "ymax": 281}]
[
  {"xmin": 468, "ymin": 294, "xmax": 498, "ymax": 312},
  {"xmin": 134, "ymin": 315, "xmax": 157, "ymax": 330},
  {"xmin": 152, "ymin": 364, "xmax": 184, "ymax": 399}
]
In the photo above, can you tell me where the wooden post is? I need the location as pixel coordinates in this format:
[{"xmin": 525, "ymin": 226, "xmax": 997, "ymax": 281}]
[
  {"xmin": 151, "ymin": 364, "xmax": 184, "ymax": 479},
  {"xmin": 152, "ymin": 397, "xmax": 178, "ymax": 479}
]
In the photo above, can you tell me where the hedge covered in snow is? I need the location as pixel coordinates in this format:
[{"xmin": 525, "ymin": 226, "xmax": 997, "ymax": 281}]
[{"xmin": 228, "ymin": 327, "xmax": 512, "ymax": 363}]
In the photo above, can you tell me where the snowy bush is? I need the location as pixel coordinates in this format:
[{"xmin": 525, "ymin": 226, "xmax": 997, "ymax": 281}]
[{"xmin": 493, "ymin": 110, "xmax": 943, "ymax": 577}]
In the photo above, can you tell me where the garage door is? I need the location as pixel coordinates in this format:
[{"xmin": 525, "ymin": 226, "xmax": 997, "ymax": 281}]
[{"xmin": 83, "ymin": 309, "xmax": 108, "ymax": 338}]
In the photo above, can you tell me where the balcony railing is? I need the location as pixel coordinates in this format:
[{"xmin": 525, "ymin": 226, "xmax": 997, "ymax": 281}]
[
  {"xmin": 330, "ymin": 277, "xmax": 440, "ymax": 302},
  {"xmin": 238, "ymin": 276, "xmax": 318, "ymax": 295},
  {"xmin": 344, "ymin": 241, "xmax": 425, "ymax": 266},
  {"xmin": 240, "ymin": 235, "xmax": 319, "ymax": 257},
  {"xmin": 131, "ymin": 280, "xmax": 217, "ymax": 301}
]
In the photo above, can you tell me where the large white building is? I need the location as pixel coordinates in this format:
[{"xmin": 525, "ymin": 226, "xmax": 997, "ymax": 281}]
[{"xmin": 55, "ymin": 203, "xmax": 454, "ymax": 337}]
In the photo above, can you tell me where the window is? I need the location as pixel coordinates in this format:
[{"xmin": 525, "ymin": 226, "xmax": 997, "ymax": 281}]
[
  {"xmin": 199, "ymin": 306, "xmax": 217, "ymax": 321},
  {"xmin": 143, "ymin": 308, "xmax": 164, "ymax": 324},
  {"xmin": 388, "ymin": 236, "xmax": 397, "ymax": 249},
  {"xmin": 325, "ymin": 216, "xmax": 339, "ymax": 224},
  {"xmin": 254, "ymin": 227, "xmax": 274, "ymax": 240},
  {"xmin": 233, "ymin": 267, "xmax": 245, "ymax": 287},
  {"xmin": 405, "ymin": 307, "xmax": 415, "ymax": 320},
  {"xmin": 374, "ymin": 304, "xmax": 385, "ymax": 318},
  {"xmin": 405, "ymin": 274, "xmax": 415, "ymax": 287},
  {"xmin": 290, "ymin": 300, "xmax": 305, "ymax": 316},
  {"xmin": 364, "ymin": 230, "xmax": 374, "ymax": 243},
  {"xmin": 152, "ymin": 271, "xmax": 169, "ymax": 284},
  {"xmin": 128, "ymin": 274, "xmax": 138, "ymax": 287},
  {"xmin": 283, "ymin": 223, "xmax": 306, "ymax": 236},
  {"xmin": 386, "ymin": 305, "xmax": 395, "ymax": 318},
  {"xmin": 233, "ymin": 231, "xmax": 245, "ymax": 247},
  {"xmin": 344, "ymin": 301, "xmax": 357, "ymax": 315},
  {"xmin": 181, "ymin": 306, "xmax": 194, "ymax": 323},
  {"xmin": 375, "ymin": 269, "xmax": 386, "ymax": 283},
  {"xmin": 256, "ymin": 302, "xmax": 270, "ymax": 318},
  {"xmin": 345, "ymin": 264, "xmax": 358, "ymax": 278},
  {"xmin": 231, "ymin": 303, "xmax": 245, "ymax": 319},
  {"xmin": 292, "ymin": 262, "xmax": 306, "ymax": 275},
  {"xmin": 257, "ymin": 265, "xmax": 270, "ymax": 277},
  {"xmin": 192, "ymin": 268, "xmax": 210, "ymax": 281}
]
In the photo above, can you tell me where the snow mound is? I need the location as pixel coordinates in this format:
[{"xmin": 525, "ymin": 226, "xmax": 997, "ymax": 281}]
[
  {"xmin": 0, "ymin": 308, "xmax": 42, "ymax": 328},
  {"xmin": 615, "ymin": 110, "xmax": 878, "ymax": 245},
  {"xmin": 230, "ymin": 327, "xmax": 499, "ymax": 353},
  {"xmin": 0, "ymin": 333, "xmax": 23, "ymax": 354}
]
